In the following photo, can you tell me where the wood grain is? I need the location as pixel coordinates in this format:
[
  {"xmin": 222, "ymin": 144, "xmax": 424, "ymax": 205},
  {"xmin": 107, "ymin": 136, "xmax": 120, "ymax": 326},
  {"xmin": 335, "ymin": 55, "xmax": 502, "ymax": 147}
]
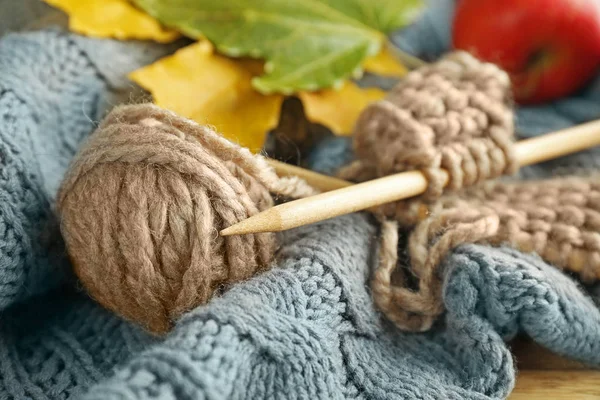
[
  {"xmin": 511, "ymin": 337, "xmax": 586, "ymax": 370},
  {"xmin": 510, "ymin": 371, "xmax": 600, "ymax": 399},
  {"xmin": 267, "ymin": 159, "xmax": 352, "ymax": 192},
  {"xmin": 508, "ymin": 337, "xmax": 598, "ymax": 399}
]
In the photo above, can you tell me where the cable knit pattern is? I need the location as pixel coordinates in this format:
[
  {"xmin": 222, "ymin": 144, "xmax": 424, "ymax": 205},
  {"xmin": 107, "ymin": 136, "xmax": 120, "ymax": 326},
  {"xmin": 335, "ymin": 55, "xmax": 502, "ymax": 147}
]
[
  {"xmin": 0, "ymin": 290, "xmax": 155, "ymax": 400},
  {"xmin": 79, "ymin": 214, "xmax": 600, "ymax": 400},
  {"xmin": 0, "ymin": 214, "xmax": 599, "ymax": 399},
  {"xmin": 445, "ymin": 246, "xmax": 600, "ymax": 366},
  {"xmin": 0, "ymin": 29, "xmax": 173, "ymax": 311}
]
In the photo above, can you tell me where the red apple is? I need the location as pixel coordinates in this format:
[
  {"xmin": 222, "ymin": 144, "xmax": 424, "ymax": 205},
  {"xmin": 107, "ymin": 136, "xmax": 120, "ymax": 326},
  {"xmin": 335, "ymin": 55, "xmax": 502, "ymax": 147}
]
[{"xmin": 452, "ymin": 0, "xmax": 600, "ymax": 104}]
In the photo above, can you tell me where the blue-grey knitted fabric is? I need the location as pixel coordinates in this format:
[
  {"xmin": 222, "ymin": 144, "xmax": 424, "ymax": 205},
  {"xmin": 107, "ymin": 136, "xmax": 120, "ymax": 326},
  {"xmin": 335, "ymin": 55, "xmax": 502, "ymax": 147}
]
[
  {"xmin": 0, "ymin": 289, "xmax": 155, "ymax": 399},
  {"xmin": 79, "ymin": 216, "xmax": 600, "ymax": 400},
  {"xmin": 0, "ymin": 29, "xmax": 174, "ymax": 311},
  {"xmin": 1, "ymin": 16, "xmax": 600, "ymax": 400}
]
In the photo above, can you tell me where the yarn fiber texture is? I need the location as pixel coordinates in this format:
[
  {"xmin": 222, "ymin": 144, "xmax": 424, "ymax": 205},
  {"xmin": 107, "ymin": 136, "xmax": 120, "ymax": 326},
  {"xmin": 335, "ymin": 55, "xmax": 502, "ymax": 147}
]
[
  {"xmin": 0, "ymin": 28, "xmax": 172, "ymax": 312},
  {"xmin": 57, "ymin": 104, "xmax": 314, "ymax": 334},
  {"xmin": 343, "ymin": 50, "xmax": 600, "ymax": 333},
  {"xmin": 388, "ymin": 0, "xmax": 600, "ymax": 177},
  {"xmin": 373, "ymin": 175, "xmax": 600, "ymax": 333},
  {"xmin": 430, "ymin": 176, "xmax": 600, "ymax": 283},
  {"xmin": 3, "ymin": 213, "xmax": 600, "ymax": 399}
]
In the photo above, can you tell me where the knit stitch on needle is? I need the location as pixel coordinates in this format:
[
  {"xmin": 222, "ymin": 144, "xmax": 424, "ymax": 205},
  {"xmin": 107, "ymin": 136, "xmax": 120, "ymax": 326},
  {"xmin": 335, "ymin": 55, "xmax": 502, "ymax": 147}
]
[
  {"xmin": 344, "ymin": 51, "xmax": 517, "ymax": 200},
  {"xmin": 388, "ymin": 0, "xmax": 600, "ymax": 178},
  {"xmin": 340, "ymin": 51, "xmax": 522, "ymax": 331},
  {"xmin": 333, "ymin": 1, "xmax": 600, "ymax": 333}
]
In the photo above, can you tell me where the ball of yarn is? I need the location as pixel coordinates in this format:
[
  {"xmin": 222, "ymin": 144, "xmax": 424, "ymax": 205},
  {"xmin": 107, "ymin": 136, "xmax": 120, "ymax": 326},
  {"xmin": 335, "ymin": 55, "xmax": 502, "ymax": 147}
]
[{"xmin": 57, "ymin": 104, "xmax": 278, "ymax": 334}]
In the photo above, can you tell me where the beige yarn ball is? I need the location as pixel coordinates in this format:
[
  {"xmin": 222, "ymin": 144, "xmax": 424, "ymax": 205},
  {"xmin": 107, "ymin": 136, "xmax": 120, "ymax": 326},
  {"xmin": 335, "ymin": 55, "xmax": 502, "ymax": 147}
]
[{"xmin": 57, "ymin": 104, "xmax": 279, "ymax": 334}]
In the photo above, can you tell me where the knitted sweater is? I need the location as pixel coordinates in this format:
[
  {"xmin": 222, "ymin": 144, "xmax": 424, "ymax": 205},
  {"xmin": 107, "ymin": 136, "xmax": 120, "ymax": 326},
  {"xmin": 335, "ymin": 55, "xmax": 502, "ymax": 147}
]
[
  {"xmin": 1, "ymin": 18, "xmax": 600, "ymax": 400},
  {"xmin": 0, "ymin": 28, "xmax": 175, "ymax": 311}
]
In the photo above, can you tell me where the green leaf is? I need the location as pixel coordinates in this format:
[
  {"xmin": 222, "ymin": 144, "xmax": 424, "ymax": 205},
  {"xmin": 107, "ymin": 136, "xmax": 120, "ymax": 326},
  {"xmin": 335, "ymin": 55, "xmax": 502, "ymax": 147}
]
[{"xmin": 132, "ymin": 0, "xmax": 423, "ymax": 94}]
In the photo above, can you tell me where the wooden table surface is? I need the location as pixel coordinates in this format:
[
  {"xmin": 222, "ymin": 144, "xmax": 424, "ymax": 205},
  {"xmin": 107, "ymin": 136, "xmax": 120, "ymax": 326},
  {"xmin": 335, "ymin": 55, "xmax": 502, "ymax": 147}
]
[{"xmin": 510, "ymin": 337, "xmax": 599, "ymax": 398}]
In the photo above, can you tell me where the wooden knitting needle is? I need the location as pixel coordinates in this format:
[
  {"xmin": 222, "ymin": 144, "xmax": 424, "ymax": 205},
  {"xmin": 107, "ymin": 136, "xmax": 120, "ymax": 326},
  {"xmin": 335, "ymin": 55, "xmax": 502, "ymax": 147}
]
[
  {"xmin": 266, "ymin": 159, "xmax": 352, "ymax": 191},
  {"xmin": 223, "ymin": 119, "xmax": 600, "ymax": 236}
]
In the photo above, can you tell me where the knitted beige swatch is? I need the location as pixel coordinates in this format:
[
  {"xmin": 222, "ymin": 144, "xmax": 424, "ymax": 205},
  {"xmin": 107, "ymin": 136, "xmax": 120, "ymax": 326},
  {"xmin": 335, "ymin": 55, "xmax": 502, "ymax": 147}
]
[
  {"xmin": 342, "ymin": 51, "xmax": 525, "ymax": 331},
  {"xmin": 344, "ymin": 51, "xmax": 600, "ymax": 332},
  {"xmin": 343, "ymin": 51, "xmax": 517, "ymax": 200}
]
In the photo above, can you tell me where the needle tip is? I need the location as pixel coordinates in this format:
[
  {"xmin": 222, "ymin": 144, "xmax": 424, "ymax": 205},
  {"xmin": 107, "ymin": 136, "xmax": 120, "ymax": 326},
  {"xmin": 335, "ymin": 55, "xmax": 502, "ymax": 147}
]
[
  {"xmin": 219, "ymin": 226, "xmax": 236, "ymax": 236},
  {"xmin": 220, "ymin": 209, "xmax": 282, "ymax": 236}
]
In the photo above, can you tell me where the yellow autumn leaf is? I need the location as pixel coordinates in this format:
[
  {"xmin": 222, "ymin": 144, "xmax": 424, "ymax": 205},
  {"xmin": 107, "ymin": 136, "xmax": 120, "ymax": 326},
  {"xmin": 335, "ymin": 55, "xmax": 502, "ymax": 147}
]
[
  {"xmin": 363, "ymin": 46, "xmax": 409, "ymax": 78},
  {"xmin": 44, "ymin": 0, "xmax": 179, "ymax": 42},
  {"xmin": 298, "ymin": 83, "xmax": 386, "ymax": 135},
  {"xmin": 131, "ymin": 41, "xmax": 401, "ymax": 150},
  {"xmin": 130, "ymin": 41, "xmax": 283, "ymax": 152}
]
